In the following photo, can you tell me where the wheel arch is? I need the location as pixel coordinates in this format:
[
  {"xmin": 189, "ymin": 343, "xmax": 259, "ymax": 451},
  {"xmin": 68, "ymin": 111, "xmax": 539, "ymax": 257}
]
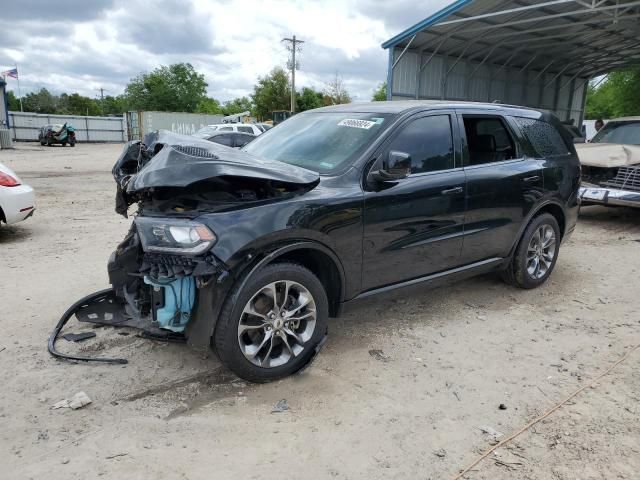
[
  {"xmin": 233, "ymin": 241, "xmax": 346, "ymax": 318},
  {"xmin": 510, "ymin": 200, "xmax": 566, "ymax": 257}
]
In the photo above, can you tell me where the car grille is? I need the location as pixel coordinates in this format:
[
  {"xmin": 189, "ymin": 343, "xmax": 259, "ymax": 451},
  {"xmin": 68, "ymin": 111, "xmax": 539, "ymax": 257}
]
[{"xmin": 602, "ymin": 166, "xmax": 640, "ymax": 192}]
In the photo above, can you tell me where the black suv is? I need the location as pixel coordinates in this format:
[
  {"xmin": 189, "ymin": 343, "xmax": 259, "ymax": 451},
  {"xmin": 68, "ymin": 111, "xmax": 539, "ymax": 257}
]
[{"xmin": 105, "ymin": 101, "xmax": 580, "ymax": 382}]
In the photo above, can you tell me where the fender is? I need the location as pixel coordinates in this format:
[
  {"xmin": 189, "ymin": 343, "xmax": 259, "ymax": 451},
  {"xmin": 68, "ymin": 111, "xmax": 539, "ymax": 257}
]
[
  {"xmin": 508, "ymin": 199, "xmax": 567, "ymax": 257},
  {"xmin": 230, "ymin": 240, "xmax": 347, "ymax": 306}
]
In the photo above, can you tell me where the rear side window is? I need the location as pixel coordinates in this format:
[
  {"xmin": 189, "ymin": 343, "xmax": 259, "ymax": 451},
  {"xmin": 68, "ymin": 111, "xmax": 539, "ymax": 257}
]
[
  {"xmin": 234, "ymin": 133, "xmax": 254, "ymax": 147},
  {"xmin": 238, "ymin": 126, "xmax": 254, "ymax": 134},
  {"xmin": 387, "ymin": 115, "xmax": 454, "ymax": 174},
  {"xmin": 218, "ymin": 126, "xmax": 233, "ymax": 131},
  {"xmin": 514, "ymin": 118, "xmax": 570, "ymax": 157},
  {"xmin": 462, "ymin": 116, "xmax": 517, "ymax": 165},
  {"xmin": 211, "ymin": 134, "xmax": 233, "ymax": 146}
]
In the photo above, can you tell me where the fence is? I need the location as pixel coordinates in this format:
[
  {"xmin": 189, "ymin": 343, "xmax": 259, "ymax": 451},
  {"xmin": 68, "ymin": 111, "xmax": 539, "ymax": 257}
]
[
  {"xmin": 125, "ymin": 111, "xmax": 224, "ymax": 140},
  {"xmin": 9, "ymin": 111, "xmax": 126, "ymax": 142}
]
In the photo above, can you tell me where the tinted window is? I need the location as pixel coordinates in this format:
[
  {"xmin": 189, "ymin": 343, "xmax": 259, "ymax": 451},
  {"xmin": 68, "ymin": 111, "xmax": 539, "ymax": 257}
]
[
  {"xmin": 243, "ymin": 112, "xmax": 394, "ymax": 173},
  {"xmin": 514, "ymin": 118, "xmax": 571, "ymax": 157},
  {"xmin": 387, "ymin": 115, "xmax": 454, "ymax": 174},
  {"xmin": 237, "ymin": 126, "xmax": 254, "ymax": 134},
  {"xmin": 210, "ymin": 134, "xmax": 233, "ymax": 146},
  {"xmin": 463, "ymin": 116, "xmax": 516, "ymax": 165},
  {"xmin": 218, "ymin": 126, "xmax": 233, "ymax": 131},
  {"xmin": 591, "ymin": 121, "xmax": 640, "ymax": 145},
  {"xmin": 234, "ymin": 133, "xmax": 254, "ymax": 147}
]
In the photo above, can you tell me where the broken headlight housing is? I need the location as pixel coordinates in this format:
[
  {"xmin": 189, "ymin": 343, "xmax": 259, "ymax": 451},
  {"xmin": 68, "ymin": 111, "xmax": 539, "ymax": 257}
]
[{"xmin": 134, "ymin": 217, "xmax": 216, "ymax": 255}]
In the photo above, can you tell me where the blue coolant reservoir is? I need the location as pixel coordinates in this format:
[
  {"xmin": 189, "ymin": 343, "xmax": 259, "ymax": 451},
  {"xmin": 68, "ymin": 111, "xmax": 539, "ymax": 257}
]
[{"xmin": 144, "ymin": 276, "xmax": 196, "ymax": 332}]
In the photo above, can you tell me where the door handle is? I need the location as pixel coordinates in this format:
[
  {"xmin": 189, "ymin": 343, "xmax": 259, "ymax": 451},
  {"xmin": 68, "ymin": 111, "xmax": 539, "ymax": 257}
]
[
  {"xmin": 441, "ymin": 186, "xmax": 463, "ymax": 195},
  {"xmin": 523, "ymin": 175, "xmax": 540, "ymax": 183}
]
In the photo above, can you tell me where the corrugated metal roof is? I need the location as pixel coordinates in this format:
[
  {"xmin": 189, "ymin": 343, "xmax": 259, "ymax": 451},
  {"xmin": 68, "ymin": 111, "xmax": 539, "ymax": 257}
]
[{"xmin": 383, "ymin": 0, "xmax": 640, "ymax": 77}]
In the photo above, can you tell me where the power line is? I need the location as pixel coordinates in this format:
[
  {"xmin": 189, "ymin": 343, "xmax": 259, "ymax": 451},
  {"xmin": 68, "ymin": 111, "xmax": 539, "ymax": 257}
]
[{"xmin": 281, "ymin": 35, "xmax": 304, "ymax": 113}]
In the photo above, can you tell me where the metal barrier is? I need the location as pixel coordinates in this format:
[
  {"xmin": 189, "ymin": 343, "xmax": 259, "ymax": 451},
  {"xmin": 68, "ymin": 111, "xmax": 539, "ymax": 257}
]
[{"xmin": 8, "ymin": 112, "xmax": 125, "ymax": 143}]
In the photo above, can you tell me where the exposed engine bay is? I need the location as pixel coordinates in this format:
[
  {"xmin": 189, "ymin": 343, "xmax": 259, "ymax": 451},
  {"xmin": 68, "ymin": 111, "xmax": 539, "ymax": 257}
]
[{"xmin": 49, "ymin": 130, "xmax": 320, "ymax": 363}]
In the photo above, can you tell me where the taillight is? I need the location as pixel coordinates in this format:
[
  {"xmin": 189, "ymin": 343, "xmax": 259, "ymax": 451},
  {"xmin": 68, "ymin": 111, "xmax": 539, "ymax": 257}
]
[{"xmin": 0, "ymin": 172, "xmax": 20, "ymax": 187}]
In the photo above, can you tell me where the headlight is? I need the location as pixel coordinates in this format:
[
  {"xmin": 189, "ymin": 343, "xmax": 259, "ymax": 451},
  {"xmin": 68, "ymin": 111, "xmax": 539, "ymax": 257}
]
[{"xmin": 135, "ymin": 217, "xmax": 216, "ymax": 255}]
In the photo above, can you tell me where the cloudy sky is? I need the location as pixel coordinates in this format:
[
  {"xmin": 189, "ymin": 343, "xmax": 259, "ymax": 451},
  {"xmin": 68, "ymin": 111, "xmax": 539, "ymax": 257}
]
[{"xmin": 0, "ymin": 0, "xmax": 452, "ymax": 103}]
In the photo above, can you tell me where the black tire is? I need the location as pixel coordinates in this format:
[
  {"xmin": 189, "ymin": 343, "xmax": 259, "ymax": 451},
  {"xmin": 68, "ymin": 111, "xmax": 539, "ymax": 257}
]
[
  {"xmin": 502, "ymin": 213, "xmax": 561, "ymax": 289},
  {"xmin": 214, "ymin": 262, "xmax": 328, "ymax": 383},
  {"xmin": 62, "ymin": 142, "xmax": 67, "ymax": 147},
  {"xmin": 70, "ymin": 139, "xmax": 76, "ymax": 147},
  {"xmin": 47, "ymin": 138, "xmax": 53, "ymax": 146}
]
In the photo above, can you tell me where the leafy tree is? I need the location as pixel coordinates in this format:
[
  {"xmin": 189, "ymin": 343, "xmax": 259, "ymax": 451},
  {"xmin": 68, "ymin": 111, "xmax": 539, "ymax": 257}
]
[
  {"xmin": 101, "ymin": 95, "xmax": 128, "ymax": 115},
  {"xmin": 196, "ymin": 97, "xmax": 224, "ymax": 114},
  {"xmin": 372, "ymin": 82, "xmax": 387, "ymax": 101},
  {"xmin": 22, "ymin": 88, "xmax": 58, "ymax": 114},
  {"xmin": 58, "ymin": 93, "xmax": 101, "ymax": 116},
  {"xmin": 6, "ymin": 90, "xmax": 21, "ymax": 110},
  {"xmin": 251, "ymin": 67, "xmax": 291, "ymax": 120},
  {"xmin": 222, "ymin": 96, "xmax": 254, "ymax": 116},
  {"xmin": 296, "ymin": 87, "xmax": 323, "ymax": 112},
  {"xmin": 124, "ymin": 63, "xmax": 208, "ymax": 112},
  {"xmin": 323, "ymin": 73, "xmax": 351, "ymax": 105},
  {"xmin": 585, "ymin": 67, "xmax": 640, "ymax": 119}
]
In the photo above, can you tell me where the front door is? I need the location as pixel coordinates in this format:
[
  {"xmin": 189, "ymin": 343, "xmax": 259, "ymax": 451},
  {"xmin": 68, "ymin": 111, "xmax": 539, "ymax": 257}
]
[{"xmin": 362, "ymin": 112, "xmax": 466, "ymax": 291}]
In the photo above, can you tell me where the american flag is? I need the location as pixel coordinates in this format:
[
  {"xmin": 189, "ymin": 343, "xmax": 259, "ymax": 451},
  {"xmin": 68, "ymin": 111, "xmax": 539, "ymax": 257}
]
[{"xmin": 2, "ymin": 67, "xmax": 18, "ymax": 79}]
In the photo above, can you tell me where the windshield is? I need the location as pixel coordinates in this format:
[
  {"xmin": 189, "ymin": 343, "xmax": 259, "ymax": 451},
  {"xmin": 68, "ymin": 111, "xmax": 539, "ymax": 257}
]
[
  {"xmin": 193, "ymin": 126, "xmax": 218, "ymax": 138},
  {"xmin": 591, "ymin": 121, "xmax": 640, "ymax": 145},
  {"xmin": 242, "ymin": 112, "xmax": 394, "ymax": 173}
]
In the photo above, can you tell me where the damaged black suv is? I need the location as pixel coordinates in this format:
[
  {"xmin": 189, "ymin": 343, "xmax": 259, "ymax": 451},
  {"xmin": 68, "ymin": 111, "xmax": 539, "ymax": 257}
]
[{"xmin": 106, "ymin": 101, "xmax": 580, "ymax": 382}]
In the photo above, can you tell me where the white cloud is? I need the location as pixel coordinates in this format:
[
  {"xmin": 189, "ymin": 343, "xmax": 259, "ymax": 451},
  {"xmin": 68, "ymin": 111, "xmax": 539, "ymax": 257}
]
[{"xmin": 1, "ymin": 0, "xmax": 456, "ymax": 102}]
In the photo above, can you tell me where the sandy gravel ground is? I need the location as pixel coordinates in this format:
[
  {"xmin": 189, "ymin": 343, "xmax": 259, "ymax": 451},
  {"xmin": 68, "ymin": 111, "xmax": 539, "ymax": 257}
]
[{"xmin": 1, "ymin": 143, "xmax": 639, "ymax": 480}]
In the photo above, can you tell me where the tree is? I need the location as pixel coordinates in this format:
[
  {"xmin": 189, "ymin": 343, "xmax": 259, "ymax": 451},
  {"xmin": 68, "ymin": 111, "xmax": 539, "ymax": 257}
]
[
  {"xmin": 101, "ymin": 95, "xmax": 128, "ymax": 115},
  {"xmin": 585, "ymin": 67, "xmax": 640, "ymax": 119},
  {"xmin": 323, "ymin": 73, "xmax": 351, "ymax": 105},
  {"xmin": 372, "ymin": 82, "xmax": 387, "ymax": 101},
  {"xmin": 296, "ymin": 87, "xmax": 324, "ymax": 112},
  {"xmin": 196, "ymin": 97, "xmax": 223, "ymax": 114},
  {"xmin": 251, "ymin": 67, "xmax": 291, "ymax": 120},
  {"xmin": 22, "ymin": 88, "xmax": 58, "ymax": 114},
  {"xmin": 222, "ymin": 96, "xmax": 254, "ymax": 116},
  {"xmin": 124, "ymin": 63, "xmax": 208, "ymax": 112},
  {"xmin": 58, "ymin": 93, "xmax": 101, "ymax": 116},
  {"xmin": 6, "ymin": 90, "xmax": 21, "ymax": 111}
]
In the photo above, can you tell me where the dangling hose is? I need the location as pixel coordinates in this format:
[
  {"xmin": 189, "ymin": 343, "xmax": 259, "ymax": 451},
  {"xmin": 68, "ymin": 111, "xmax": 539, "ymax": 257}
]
[{"xmin": 48, "ymin": 289, "xmax": 128, "ymax": 364}]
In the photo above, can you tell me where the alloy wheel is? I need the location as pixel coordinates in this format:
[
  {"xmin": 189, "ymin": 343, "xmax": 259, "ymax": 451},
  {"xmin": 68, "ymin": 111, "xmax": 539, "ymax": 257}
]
[
  {"xmin": 237, "ymin": 280, "xmax": 317, "ymax": 368},
  {"xmin": 526, "ymin": 224, "xmax": 556, "ymax": 279}
]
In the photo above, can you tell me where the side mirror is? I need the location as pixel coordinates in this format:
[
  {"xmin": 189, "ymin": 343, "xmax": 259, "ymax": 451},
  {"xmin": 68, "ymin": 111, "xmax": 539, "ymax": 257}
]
[{"xmin": 371, "ymin": 151, "xmax": 411, "ymax": 182}]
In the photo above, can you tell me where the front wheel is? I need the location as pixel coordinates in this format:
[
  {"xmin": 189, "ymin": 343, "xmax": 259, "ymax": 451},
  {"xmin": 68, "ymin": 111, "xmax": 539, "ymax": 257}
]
[
  {"xmin": 502, "ymin": 213, "xmax": 560, "ymax": 289},
  {"xmin": 214, "ymin": 262, "xmax": 328, "ymax": 382}
]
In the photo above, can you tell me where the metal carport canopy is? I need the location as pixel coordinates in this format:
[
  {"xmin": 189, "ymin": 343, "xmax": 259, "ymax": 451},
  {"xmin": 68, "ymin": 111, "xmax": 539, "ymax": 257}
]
[{"xmin": 382, "ymin": 0, "xmax": 640, "ymax": 123}]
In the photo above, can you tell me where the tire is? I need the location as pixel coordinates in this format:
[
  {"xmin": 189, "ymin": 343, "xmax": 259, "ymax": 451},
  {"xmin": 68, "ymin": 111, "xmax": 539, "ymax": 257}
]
[
  {"xmin": 214, "ymin": 262, "xmax": 329, "ymax": 383},
  {"xmin": 70, "ymin": 139, "xmax": 76, "ymax": 147},
  {"xmin": 62, "ymin": 142, "xmax": 67, "ymax": 147},
  {"xmin": 502, "ymin": 213, "xmax": 561, "ymax": 289}
]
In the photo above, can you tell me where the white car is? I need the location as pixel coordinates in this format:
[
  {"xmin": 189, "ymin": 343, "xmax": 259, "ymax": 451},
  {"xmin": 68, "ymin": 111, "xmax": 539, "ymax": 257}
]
[
  {"xmin": 0, "ymin": 162, "xmax": 35, "ymax": 225},
  {"xmin": 194, "ymin": 123, "xmax": 264, "ymax": 137}
]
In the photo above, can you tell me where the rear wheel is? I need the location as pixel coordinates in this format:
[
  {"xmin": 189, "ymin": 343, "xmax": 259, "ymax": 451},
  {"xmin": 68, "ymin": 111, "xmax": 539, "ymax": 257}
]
[
  {"xmin": 214, "ymin": 262, "xmax": 328, "ymax": 382},
  {"xmin": 502, "ymin": 213, "xmax": 560, "ymax": 289}
]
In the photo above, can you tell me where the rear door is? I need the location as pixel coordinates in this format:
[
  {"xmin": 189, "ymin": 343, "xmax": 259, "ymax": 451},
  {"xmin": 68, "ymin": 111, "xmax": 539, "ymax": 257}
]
[
  {"xmin": 457, "ymin": 111, "xmax": 544, "ymax": 264},
  {"xmin": 361, "ymin": 111, "xmax": 466, "ymax": 290}
]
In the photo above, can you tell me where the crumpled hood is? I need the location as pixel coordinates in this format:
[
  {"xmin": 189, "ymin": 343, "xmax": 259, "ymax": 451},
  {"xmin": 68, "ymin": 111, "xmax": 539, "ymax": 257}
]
[
  {"xmin": 575, "ymin": 142, "xmax": 640, "ymax": 168},
  {"xmin": 118, "ymin": 130, "xmax": 320, "ymax": 192}
]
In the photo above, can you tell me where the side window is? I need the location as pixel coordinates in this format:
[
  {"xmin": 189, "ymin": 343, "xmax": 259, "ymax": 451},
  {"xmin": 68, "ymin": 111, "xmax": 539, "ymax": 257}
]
[
  {"xmin": 386, "ymin": 115, "xmax": 454, "ymax": 174},
  {"xmin": 234, "ymin": 133, "xmax": 254, "ymax": 148},
  {"xmin": 237, "ymin": 126, "xmax": 253, "ymax": 134},
  {"xmin": 212, "ymin": 134, "xmax": 233, "ymax": 146},
  {"xmin": 462, "ymin": 116, "xmax": 517, "ymax": 165},
  {"xmin": 219, "ymin": 126, "xmax": 233, "ymax": 131},
  {"xmin": 514, "ymin": 117, "xmax": 571, "ymax": 157}
]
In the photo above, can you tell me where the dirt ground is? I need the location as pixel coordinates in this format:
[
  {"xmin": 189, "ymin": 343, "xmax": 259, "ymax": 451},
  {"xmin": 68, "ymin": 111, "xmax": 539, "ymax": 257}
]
[{"xmin": 1, "ymin": 143, "xmax": 639, "ymax": 480}]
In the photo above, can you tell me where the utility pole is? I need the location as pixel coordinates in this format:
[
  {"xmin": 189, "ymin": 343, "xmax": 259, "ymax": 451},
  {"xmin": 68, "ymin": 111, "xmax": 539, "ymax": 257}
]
[
  {"xmin": 97, "ymin": 88, "xmax": 108, "ymax": 115},
  {"xmin": 282, "ymin": 35, "xmax": 304, "ymax": 113}
]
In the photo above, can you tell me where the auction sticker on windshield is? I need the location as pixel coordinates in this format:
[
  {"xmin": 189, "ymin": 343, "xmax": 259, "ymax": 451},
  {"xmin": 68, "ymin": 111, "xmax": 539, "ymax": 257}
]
[{"xmin": 338, "ymin": 119, "xmax": 377, "ymax": 129}]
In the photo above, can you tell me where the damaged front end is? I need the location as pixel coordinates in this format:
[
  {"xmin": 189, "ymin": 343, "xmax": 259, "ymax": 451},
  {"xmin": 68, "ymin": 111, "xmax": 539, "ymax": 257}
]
[
  {"xmin": 577, "ymin": 136, "xmax": 640, "ymax": 208},
  {"xmin": 49, "ymin": 130, "xmax": 319, "ymax": 363}
]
